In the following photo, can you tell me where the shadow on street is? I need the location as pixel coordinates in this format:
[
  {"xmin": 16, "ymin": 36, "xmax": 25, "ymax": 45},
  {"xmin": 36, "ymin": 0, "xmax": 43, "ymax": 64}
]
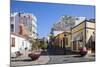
[{"xmin": 41, "ymin": 43, "xmax": 79, "ymax": 56}]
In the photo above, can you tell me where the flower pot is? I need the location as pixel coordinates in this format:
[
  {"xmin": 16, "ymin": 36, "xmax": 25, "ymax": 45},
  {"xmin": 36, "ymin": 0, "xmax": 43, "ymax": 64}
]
[
  {"xmin": 79, "ymin": 47, "xmax": 87, "ymax": 57},
  {"xmin": 28, "ymin": 51, "xmax": 41, "ymax": 60}
]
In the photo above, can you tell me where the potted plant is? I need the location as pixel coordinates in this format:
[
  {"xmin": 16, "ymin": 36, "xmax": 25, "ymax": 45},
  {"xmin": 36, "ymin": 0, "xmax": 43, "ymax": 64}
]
[
  {"xmin": 28, "ymin": 51, "xmax": 41, "ymax": 60},
  {"xmin": 79, "ymin": 47, "xmax": 87, "ymax": 57}
]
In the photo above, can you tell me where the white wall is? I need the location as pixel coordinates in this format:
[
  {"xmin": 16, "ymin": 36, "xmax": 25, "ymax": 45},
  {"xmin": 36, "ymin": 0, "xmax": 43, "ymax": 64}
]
[
  {"xmin": 11, "ymin": 34, "xmax": 32, "ymax": 53},
  {"xmin": 53, "ymin": 31, "xmax": 64, "ymax": 36}
]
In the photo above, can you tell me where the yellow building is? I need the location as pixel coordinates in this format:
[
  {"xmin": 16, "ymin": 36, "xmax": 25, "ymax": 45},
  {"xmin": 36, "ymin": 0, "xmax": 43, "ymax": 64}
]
[
  {"xmin": 71, "ymin": 20, "xmax": 95, "ymax": 52},
  {"xmin": 54, "ymin": 31, "xmax": 71, "ymax": 50}
]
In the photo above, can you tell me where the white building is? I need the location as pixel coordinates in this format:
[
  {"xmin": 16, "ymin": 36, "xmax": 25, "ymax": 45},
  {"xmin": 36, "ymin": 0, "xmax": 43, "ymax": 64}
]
[
  {"xmin": 10, "ymin": 12, "xmax": 37, "ymax": 38},
  {"xmin": 11, "ymin": 33, "xmax": 32, "ymax": 54}
]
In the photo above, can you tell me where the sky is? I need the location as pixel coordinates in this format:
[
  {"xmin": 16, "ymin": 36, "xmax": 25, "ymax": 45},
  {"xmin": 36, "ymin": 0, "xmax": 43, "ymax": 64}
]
[{"xmin": 11, "ymin": 0, "xmax": 95, "ymax": 38}]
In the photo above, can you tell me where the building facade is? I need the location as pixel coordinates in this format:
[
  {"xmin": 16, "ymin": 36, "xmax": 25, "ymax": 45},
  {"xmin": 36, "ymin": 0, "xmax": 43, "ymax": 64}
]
[
  {"xmin": 54, "ymin": 31, "xmax": 71, "ymax": 49},
  {"xmin": 71, "ymin": 20, "xmax": 95, "ymax": 52},
  {"xmin": 10, "ymin": 12, "xmax": 38, "ymax": 57},
  {"xmin": 11, "ymin": 33, "xmax": 32, "ymax": 55},
  {"xmin": 51, "ymin": 17, "xmax": 95, "ymax": 54},
  {"xmin": 10, "ymin": 12, "xmax": 37, "ymax": 38}
]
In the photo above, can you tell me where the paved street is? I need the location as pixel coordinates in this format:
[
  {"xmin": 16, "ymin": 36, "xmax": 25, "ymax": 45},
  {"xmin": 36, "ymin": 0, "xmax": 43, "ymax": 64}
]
[
  {"xmin": 11, "ymin": 51, "xmax": 95, "ymax": 67},
  {"xmin": 11, "ymin": 50, "xmax": 50, "ymax": 67},
  {"xmin": 47, "ymin": 55, "xmax": 95, "ymax": 64},
  {"xmin": 11, "ymin": 55, "xmax": 50, "ymax": 66},
  {"xmin": 47, "ymin": 45, "xmax": 95, "ymax": 64},
  {"xmin": 11, "ymin": 46, "xmax": 95, "ymax": 67}
]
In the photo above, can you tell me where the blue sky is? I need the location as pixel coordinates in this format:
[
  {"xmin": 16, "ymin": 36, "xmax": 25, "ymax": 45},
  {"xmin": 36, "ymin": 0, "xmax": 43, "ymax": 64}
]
[{"xmin": 11, "ymin": 1, "xmax": 95, "ymax": 38}]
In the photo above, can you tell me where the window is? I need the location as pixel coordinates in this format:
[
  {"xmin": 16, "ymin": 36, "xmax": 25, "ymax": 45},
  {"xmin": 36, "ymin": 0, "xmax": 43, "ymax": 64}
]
[
  {"xmin": 73, "ymin": 41, "xmax": 77, "ymax": 50},
  {"xmin": 11, "ymin": 24, "xmax": 14, "ymax": 32},
  {"xmin": 63, "ymin": 38, "xmax": 65, "ymax": 47},
  {"xmin": 66, "ymin": 38, "xmax": 68, "ymax": 45},
  {"xmin": 76, "ymin": 18, "xmax": 79, "ymax": 20},
  {"xmin": 11, "ymin": 37, "xmax": 15, "ymax": 47},
  {"xmin": 11, "ymin": 17, "xmax": 14, "ymax": 22},
  {"xmin": 18, "ymin": 13, "xmax": 21, "ymax": 17},
  {"xmin": 80, "ymin": 32, "xmax": 83, "ymax": 41},
  {"xmin": 61, "ymin": 40, "xmax": 63, "ymax": 48},
  {"xmin": 24, "ymin": 16, "xmax": 27, "ymax": 25},
  {"xmin": 63, "ymin": 36, "xmax": 68, "ymax": 46},
  {"xmin": 33, "ymin": 31, "xmax": 35, "ymax": 34},
  {"xmin": 22, "ymin": 41, "xmax": 24, "ymax": 46}
]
